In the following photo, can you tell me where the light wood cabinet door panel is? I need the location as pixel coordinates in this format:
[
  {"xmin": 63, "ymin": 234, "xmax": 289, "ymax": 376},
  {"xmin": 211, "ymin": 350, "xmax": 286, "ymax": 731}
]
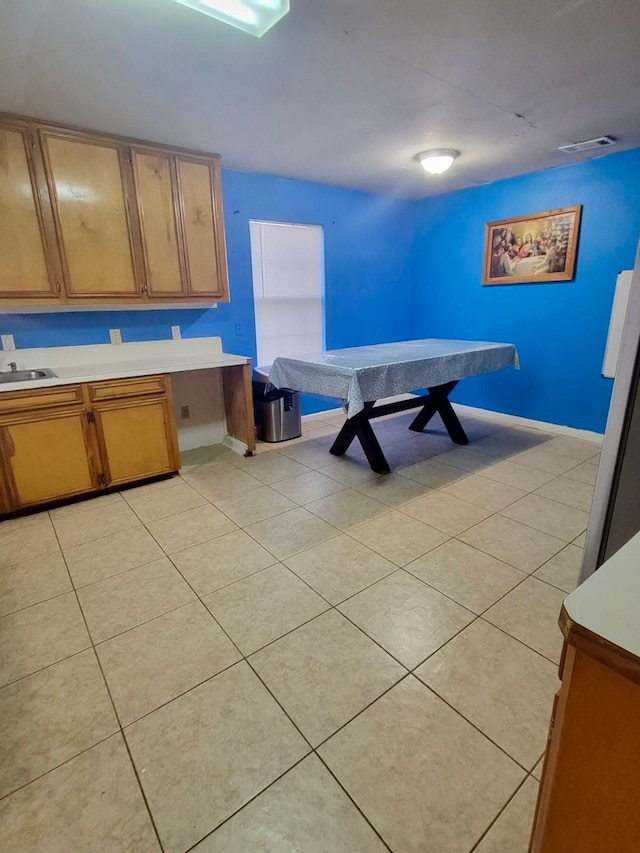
[
  {"xmin": 177, "ymin": 157, "xmax": 226, "ymax": 298},
  {"xmin": 93, "ymin": 397, "xmax": 179, "ymax": 487},
  {"xmin": 0, "ymin": 408, "xmax": 98, "ymax": 508},
  {"xmin": 41, "ymin": 132, "xmax": 140, "ymax": 298},
  {"xmin": 131, "ymin": 149, "xmax": 185, "ymax": 297},
  {"xmin": 0, "ymin": 125, "xmax": 58, "ymax": 297}
]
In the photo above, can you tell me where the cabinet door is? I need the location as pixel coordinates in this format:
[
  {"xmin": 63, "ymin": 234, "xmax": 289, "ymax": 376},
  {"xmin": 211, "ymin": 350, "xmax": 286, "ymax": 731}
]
[
  {"xmin": 93, "ymin": 397, "xmax": 179, "ymax": 487},
  {"xmin": 0, "ymin": 407, "xmax": 98, "ymax": 509},
  {"xmin": 177, "ymin": 156, "xmax": 228, "ymax": 299},
  {"xmin": 131, "ymin": 148, "xmax": 186, "ymax": 298},
  {"xmin": 41, "ymin": 131, "xmax": 141, "ymax": 299},
  {"xmin": 0, "ymin": 123, "xmax": 59, "ymax": 298}
]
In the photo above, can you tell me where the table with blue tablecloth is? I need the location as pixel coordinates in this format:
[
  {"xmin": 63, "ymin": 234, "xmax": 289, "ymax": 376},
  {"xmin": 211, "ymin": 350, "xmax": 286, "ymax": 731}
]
[{"xmin": 267, "ymin": 339, "xmax": 519, "ymax": 473}]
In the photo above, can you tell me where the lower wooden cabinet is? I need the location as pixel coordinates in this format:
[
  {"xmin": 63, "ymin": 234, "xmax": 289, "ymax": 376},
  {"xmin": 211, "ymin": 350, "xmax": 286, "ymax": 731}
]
[
  {"xmin": 0, "ymin": 406, "xmax": 98, "ymax": 507},
  {"xmin": 529, "ymin": 635, "xmax": 640, "ymax": 851},
  {"xmin": 93, "ymin": 396, "xmax": 179, "ymax": 487},
  {"xmin": 0, "ymin": 374, "xmax": 179, "ymax": 513}
]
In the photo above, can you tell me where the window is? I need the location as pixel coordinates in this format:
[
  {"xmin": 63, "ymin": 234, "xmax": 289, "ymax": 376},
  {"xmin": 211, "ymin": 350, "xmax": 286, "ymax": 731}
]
[{"xmin": 249, "ymin": 220, "xmax": 324, "ymax": 367}]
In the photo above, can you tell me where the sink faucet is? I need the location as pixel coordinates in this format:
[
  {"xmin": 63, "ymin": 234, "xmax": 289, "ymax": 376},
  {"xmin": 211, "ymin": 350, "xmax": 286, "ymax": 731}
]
[{"xmin": 9, "ymin": 362, "xmax": 17, "ymax": 373}]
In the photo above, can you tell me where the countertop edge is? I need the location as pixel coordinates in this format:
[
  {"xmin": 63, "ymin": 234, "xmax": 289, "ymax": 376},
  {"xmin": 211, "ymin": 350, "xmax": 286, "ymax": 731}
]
[{"xmin": 0, "ymin": 355, "xmax": 251, "ymax": 393}]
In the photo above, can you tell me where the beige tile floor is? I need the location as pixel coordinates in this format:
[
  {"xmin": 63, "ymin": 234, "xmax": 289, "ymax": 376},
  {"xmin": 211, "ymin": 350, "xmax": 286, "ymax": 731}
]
[{"xmin": 0, "ymin": 408, "xmax": 600, "ymax": 853}]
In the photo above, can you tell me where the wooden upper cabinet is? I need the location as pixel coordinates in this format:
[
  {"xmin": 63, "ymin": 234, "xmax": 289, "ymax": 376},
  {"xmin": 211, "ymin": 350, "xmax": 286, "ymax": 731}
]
[
  {"xmin": 0, "ymin": 121, "xmax": 60, "ymax": 298},
  {"xmin": 177, "ymin": 156, "xmax": 228, "ymax": 299},
  {"xmin": 0, "ymin": 113, "xmax": 229, "ymax": 305},
  {"xmin": 40, "ymin": 131, "xmax": 141, "ymax": 299},
  {"xmin": 131, "ymin": 148, "xmax": 186, "ymax": 298}
]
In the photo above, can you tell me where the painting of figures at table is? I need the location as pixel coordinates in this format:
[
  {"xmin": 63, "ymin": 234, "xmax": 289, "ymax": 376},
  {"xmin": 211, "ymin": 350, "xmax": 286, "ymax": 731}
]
[{"xmin": 483, "ymin": 205, "xmax": 582, "ymax": 285}]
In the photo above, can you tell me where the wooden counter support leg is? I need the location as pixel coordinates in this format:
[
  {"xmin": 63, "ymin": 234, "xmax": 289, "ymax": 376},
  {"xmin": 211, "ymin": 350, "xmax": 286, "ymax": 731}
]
[{"xmin": 222, "ymin": 363, "xmax": 256, "ymax": 455}]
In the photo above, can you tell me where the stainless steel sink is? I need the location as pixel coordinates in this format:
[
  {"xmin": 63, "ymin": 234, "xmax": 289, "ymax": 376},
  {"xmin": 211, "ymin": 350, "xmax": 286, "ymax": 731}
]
[{"xmin": 0, "ymin": 368, "xmax": 57, "ymax": 384}]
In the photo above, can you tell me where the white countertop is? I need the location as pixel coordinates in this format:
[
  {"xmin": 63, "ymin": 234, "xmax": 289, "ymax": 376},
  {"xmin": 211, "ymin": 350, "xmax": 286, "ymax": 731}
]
[
  {"xmin": 0, "ymin": 338, "xmax": 251, "ymax": 392},
  {"xmin": 564, "ymin": 530, "xmax": 640, "ymax": 660}
]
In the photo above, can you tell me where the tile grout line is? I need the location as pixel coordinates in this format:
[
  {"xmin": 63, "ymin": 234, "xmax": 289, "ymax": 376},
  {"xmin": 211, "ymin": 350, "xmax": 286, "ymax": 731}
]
[
  {"xmin": 47, "ymin": 514, "xmax": 168, "ymax": 853},
  {"xmin": 161, "ymin": 522, "xmax": 403, "ymax": 852},
  {"xmin": 1, "ymin": 418, "xmax": 590, "ymax": 848}
]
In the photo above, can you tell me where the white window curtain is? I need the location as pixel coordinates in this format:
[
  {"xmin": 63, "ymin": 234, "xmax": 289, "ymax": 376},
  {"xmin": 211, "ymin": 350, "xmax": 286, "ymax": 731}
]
[{"xmin": 249, "ymin": 220, "xmax": 325, "ymax": 367}]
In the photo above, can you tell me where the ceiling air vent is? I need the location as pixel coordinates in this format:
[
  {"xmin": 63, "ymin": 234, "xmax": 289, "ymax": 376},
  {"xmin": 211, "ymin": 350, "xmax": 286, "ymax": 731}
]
[{"xmin": 558, "ymin": 136, "xmax": 617, "ymax": 154}]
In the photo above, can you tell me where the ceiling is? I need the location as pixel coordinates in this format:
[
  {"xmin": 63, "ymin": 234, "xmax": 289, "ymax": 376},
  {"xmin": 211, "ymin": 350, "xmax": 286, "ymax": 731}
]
[{"xmin": 1, "ymin": 0, "xmax": 639, "ymax": 198}]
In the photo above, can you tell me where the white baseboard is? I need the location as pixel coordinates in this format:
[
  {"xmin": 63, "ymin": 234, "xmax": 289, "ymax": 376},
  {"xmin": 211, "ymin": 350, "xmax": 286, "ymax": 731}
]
[
  {"xmin": 449, "ymin": 403, "xmax": 604, "ymax": 443},
  {"xmin": 301, "ymin": 399, "xmax": 604, "ymax": 444},
  {"xmin": 223, "ymin": 434, "xmax": 250, "ymax": 456}
]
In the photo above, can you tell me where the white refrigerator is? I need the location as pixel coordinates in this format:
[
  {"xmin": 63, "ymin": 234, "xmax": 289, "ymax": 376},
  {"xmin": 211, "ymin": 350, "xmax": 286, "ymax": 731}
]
[{"xmin": 581, "ymin": 241, "xmax": 640, "ymax": 580}]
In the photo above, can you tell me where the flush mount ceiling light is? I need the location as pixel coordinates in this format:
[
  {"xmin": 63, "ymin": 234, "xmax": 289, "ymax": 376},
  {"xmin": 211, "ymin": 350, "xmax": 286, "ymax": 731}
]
[
  {"xmin": 171, "ymin": 0, "xmax": 289, "ymax": 37},
  {"xmin": 415, "ymin": 149, "xmax": 460, "ymax": 175}
]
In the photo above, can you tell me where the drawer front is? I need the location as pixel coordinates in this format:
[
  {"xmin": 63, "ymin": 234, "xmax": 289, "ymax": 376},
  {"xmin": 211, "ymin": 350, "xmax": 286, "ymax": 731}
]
[
  {"xmin": 87, "ymin": 375, "xmax": 168, "ymax": 401},
  {"xmin": 0, "ymin": 384, "xmax": 84, "ymax": 415}
]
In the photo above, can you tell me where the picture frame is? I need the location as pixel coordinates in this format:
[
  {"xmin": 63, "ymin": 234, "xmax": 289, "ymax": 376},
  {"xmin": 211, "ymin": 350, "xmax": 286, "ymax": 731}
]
[{"xmin": 482, "ymin": 205, "xmax": 582, "ymax": 286}]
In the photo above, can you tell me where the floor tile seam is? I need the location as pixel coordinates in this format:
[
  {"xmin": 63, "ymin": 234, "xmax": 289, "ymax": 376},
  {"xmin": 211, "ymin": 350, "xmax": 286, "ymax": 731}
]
[
  {"xmin": 438, "ymin": 482, "xmax": 534, "ymax": 512},
  {"xmin": 216, "ymin": 601, "xmax": 335, "ymax": 659},
  {"xmin": 478, "ymin": 615, "xmax": 562, "ymax": 667},
  {"xmin": 185, "ymin": 476, "xmax": 264, "ymax": 508},
  {"xmin": 0, "ymin": 729, "xmax": 123, "ymax": 806},
  {"xmin": 53, "ymin": 534, "xmax": 167, "ymax": 851},
  {"xmin": 239, "ymin": 461, "xmax": 320, "ymax": 486},
  {"xmin": 467, "ymin": 772, "xmax": 536, "ymax": 853},
  {"xmin": 115, "ymin": 657, "xmax": 244, "ymax": 730},
  {"xmin": 0, "ymin": 645, "xmax": 94, "ymax": 692},
  {"xmin": 239, "ymin": 516, "xmax": 344, "ymax": 562},
  {"xmin": 208, "ymin": 497, "xmax": 304, "ymax": 529},
  {"xmin": 283, "ymin": 559, "xmax": 399, "ymax": 610},
  {"xmin": 338, "ymin": 519, "xmax": 454, "ymax": 568},
  {"xmin": 155, "ymin": 546, "xmax": 247, "ymax": 663},
  {"xmin": 526, "ymin": 573, "xmax": 574, "ymax": 595},
  {"xmin": 521, "ymin": 486, "xmax": 594, "ymax": 515},
  {"xmin": 242, "ymin": 655, "xmax": 317, "ymax": 751},
  {"xmin": 121, "ymin": 497, "xmax": 211, "ymax": 526},
  {"xmin": 332, "ymin": 596, "xmax": 434, "ymax": 673},
  {"xmin": 141, "ymin": 512, "xmax": 240, "ymax": 556},
  {"xmin": 68, "ymin": 553, "xmax": 173, "ymax": 593},
  {"xmin": 45, "ymin": 497, "xmax": 126, "ymax": 523},
  {"xmin": 506, "ymin": 453, "xmax": 588, "ymax": 477},
  {"xmin": 303, "ymin": 502, "xmax": 396, "ymax": 533},
  {"xmin": 410, "ymin": 669, "xmax": 537, "ymax": 775},
  {"xmin": 312, "ymin": 752, "xmax": 396, "ymax": 853},
  {"xmin": 0, "ymin": 584, "xmax": 75, "ymax": 621},
  {"xmin": 271, "ymin": 663, "xmax": 413, "ymax": 755},
  {"xmin": 179, "ymin": 752, "xmax": 314, "ymax": 853},
  {"xmin": 277, "ymin": 484, "xmax": 352, "ymax": 508},
  {"xmin": 454, "ymin": 526, "xmax": 567, "ymax": 572},
  {"xmin": 494, "ymin": 506, "xmax": 587, "ymax": 543},
  {"xmin": 400, "ymin": 560, "xmax": 523, "ymax": 615},
  {"xmin": 52, "ymin": 520, "xmax": 141, "ymax": 550},
  {"xmin": 123, "ymin": 487, "xmax": 226, "ymax": 530},
  {"xmin": 407, "ymin": 567, "xmax": 563, "ymax": 670},
  {"xmin": 446, "ymin": 534, "xmax": 531, "ymax": 574},
  {"xmin": 171, "ymin": 555, "xmax": 280, "ymax": 599},
  {"xmin": 79, "ymin": 591, "xmax": 204, "ymax": 647},
  {"xmin": 394, "ymin": 503, "xmax": 495, "ymax": 538},
  {"xmin": 118, "ymin": 725, "xmax": 168, "ymax": 852},
  {"xmin": 91, "ymin": 597, "xmax": 214, "ymax": 652}
]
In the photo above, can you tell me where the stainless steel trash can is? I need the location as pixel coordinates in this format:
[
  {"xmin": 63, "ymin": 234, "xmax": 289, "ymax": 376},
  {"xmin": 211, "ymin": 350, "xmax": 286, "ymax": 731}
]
[
  {"xmin": 253, "ymin": 373, "xmax": 302, "ymax": 442},
  {"xmin": 262, "ymin": 389, "xmax": 301, "ymax": 442}
]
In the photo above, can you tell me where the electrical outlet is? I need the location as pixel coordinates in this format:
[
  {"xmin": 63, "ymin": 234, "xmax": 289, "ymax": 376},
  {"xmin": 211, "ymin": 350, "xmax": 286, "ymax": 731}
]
[
  {"xmin": 109, "ymin": 329, "xmax": 122, "ymax": 345},
  {"xmin": 1, "ymin": 334, "xmax": 16, "ymax": 351},
  {"xmin": 180, "ymin": 405, "xmax": 191, "ymax": 419},
  {"xmin": 171, "ymin": 325, "xmax": 181, "ymax": 340},
  {"xmin": 234, "ymin": 323, "xmax": 243, "ymax": 336}
]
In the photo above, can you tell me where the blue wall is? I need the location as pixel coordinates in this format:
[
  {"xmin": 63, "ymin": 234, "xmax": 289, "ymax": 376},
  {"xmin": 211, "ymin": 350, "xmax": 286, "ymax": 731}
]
[
  {"xmin": 0, "ymin": 169, "xmax": 416, "ymax": 415},
  {"xmin": 2, "ymin": 150, "xmax": 640, "ymax": 430},
  {"xmin": 411, "ymin": 149, "xmax": 640, "ymax": 433}
]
